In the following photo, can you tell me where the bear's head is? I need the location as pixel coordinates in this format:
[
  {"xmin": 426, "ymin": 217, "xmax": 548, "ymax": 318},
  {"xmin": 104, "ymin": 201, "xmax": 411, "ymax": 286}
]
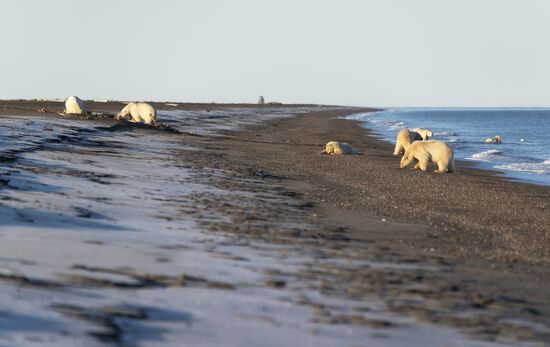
[
  {"xmin": 400, "ymin": 151, "xmax": 414, "ymax": 168},
  {"xmin": 320, "ymin": 141, "xmax": 339, "ymax": 155},
  {"xmin": 116, "ymin": 103, "xmax": 135, "ymax": 120}
]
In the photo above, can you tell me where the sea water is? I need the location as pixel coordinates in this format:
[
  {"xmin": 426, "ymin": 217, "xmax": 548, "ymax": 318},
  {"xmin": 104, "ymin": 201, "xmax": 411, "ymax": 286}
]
[{"xmin": 348, "ymin": 108, "xmax": 550, "ymax": 186}]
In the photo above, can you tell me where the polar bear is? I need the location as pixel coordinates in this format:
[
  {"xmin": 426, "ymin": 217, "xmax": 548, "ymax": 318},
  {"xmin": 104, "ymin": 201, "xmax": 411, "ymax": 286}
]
[
  {"xmin": 320, "ymin": 141, "xmax": 360, "ymax": 155},
  {"xmin": 411, "ymin": 128, "xmax": 433, "ymax": 141},
  {"xmin": 61, "ymin": 96, "xmax": 86, "ymax": 115},
  {"xmin": 484, "ymin": 135, "xmax": 502, "ymax": 144},
  {"xmin": 400, "ymin": 140, "xmax": 455, "ymax": 173},
  {"xmin": 116, "ymin": 102, "xmax": 158, "ymax": 125},
  {"xmin": 393, "ymin": 129, "xmax": 423, "ymax": 156}
]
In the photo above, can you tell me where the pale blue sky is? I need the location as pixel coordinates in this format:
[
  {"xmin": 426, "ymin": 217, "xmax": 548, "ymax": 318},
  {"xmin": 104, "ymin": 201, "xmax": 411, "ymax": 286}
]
[{"xmin": 1, "ymin": 0, "xmax": 549, "ymax": 106}]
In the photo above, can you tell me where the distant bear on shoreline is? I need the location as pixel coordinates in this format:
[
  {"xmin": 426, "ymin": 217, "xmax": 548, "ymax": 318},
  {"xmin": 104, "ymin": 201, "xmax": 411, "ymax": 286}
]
[
  {"xmin": 116, "ymin": 102, "xmax": 158, "ymax": 126},
  {"xmin": 61, "ymin": 96, "xmax": 86, "ymax": 115},
  {"xmin": 400, "ymin": 140, "xmax": 455, "ymax": 173},
  {"xmin": 394, "ymin": 129, "xmax": 423, "ymax": 156},
  {"xmin": 411, "ymin": 128, "xmax": 433, "ymax": 141},
  {"xmin": 320, "ymin": 141, "xmax": 360, "ymax": 155}
]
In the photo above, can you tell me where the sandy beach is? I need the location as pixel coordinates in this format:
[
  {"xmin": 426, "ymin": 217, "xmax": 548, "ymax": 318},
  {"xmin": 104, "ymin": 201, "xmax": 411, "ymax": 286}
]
[{"xmin": 0, "ymin": 100, "xmax": 549, "ymax": 346}]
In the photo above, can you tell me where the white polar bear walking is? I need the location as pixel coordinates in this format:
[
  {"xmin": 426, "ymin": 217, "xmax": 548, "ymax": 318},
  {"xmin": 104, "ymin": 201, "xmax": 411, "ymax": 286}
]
[
  {"xmin": 320, "ymin": 141, "xmax": 360, "ymax": 155},
  {"xmin": 400, "ymin": 140, "xmax": 455, "ymax": 173},
  {"xmin": 62, "ymin": 96, "xmax": 86, "ymax": 115},
  {"xmin": 116, "ymin": 102, "xmax": 158, "ymax": 126},
  {"xmin": 411, "ymin": 128, "xmax": 433, "ymax": 141},
  {"xmin": 393, "ymin": 129, "xmax": 423, "ymax": 156}
]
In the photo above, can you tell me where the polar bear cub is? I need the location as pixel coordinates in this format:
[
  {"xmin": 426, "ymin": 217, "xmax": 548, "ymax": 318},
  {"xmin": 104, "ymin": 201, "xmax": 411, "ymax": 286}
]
[
  {"xmin": 116, "ymin": 102, "xmax": 158, "ymax": 125},
  {"xmin": 394, "ymin": 129, "xmax": 423, "ymax": 156},
  {"xmin": 400, "ymin": 140, "xmax": 455, "ymax": 173},
  {"xmin": 411, "ymin": 128, "xmax": 433, "ymax": 141},
  {"xmin": 320, "ymin": 141, "xmax": 360, "ymax": 155},
  {"xmin": 62, "ymin": 96, "xmax": 86, "ymax": 115}
]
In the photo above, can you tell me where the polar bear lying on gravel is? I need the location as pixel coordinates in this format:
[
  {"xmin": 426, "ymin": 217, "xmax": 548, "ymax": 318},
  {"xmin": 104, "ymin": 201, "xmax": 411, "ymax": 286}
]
[
  {"xmin": 394, "ymin": 129, "xmax": 423, "ymax": 156},
  {"xmin": 320, "ymin": 141, "xmax": 360, "ymax": 155},
  {"xmin": 400, "ymin": 140, "xmax": 455, "ymax": 173},
  {"xmin": 412, "ymin": 128, "xmax": 433, "ymax": 141},
  {"xmin": 61, "ymin": 96, "xmax": 86, "ymax": 115},
  {"xmin": 116, "ymin": 102, "xmax": 158, "ymax": 125}
]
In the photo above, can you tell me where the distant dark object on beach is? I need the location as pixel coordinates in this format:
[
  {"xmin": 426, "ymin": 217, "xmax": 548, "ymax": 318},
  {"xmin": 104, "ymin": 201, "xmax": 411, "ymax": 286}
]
[
  {"xmin": 105, "ymin": 121, "xmax": 181, "ymax": 134},
  {"xmin": 257, "ymin": 96, "xmax": 265, "ymax": 105}
]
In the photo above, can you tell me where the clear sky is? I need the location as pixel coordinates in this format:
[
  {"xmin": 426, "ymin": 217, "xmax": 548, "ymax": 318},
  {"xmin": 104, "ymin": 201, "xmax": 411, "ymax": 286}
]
[{"xmin": 1, "ymin": 0, "xmax": 549, "ymax": 107}]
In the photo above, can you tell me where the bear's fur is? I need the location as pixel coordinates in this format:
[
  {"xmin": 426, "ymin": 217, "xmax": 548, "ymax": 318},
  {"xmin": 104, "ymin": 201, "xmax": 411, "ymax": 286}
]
[
  {"xmin": 393, "ymin": 129, "xmax": 423, "ymax": 156},
  {"xmin": 485, "ymin": 135, "xmax": 502, "ymax": 144},
  {"xmin": 116, "ymin": 102, "xmax": 158, "ymax": 125},
  {"xmin": 411, "ymin": 128, "xmax": 433, "ymax": 141},
  {"xmin": 400, "ymin": 140, "xmax": 455, "ymax": 173},
  {"xmin": 320, "ymin": 141, "xmax": 360, "ymax": 155},
  {"xmin": 62, "ymin": 96, "xmax": 86, "ymax": 115}
]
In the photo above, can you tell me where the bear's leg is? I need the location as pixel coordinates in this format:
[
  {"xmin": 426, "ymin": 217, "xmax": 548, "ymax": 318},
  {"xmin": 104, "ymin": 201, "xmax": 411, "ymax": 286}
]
[
  {"xmin": 418, "ymin": 159, "xmax": 428, "ymax": 171},
  {"xmin": 415, "ymin": 153, "xmax": 429, "ymax": 171},
  {"xmin": 413, "ymin": 160, "xmax": 421, "ymax": 170},
  {"xmin": 435, "ymin": 160, "xmax": 448, "ymax": 173},
  {"xmin": 130, "ymin": 110, "xmax": 142, "ymax": 123},
  {"xmin": 393, "ymin": 144, "xmax": 402, "ymax": 156},
  {"xmin": 447, "ymin": 159, "xmax": 456, "ymax": 173}
]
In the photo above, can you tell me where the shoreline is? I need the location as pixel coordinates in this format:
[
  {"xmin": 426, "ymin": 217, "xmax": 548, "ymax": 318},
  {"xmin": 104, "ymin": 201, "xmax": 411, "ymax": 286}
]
[{"xmin": 348, "ymin": 108, "xmax": 550, "ymax": 187}]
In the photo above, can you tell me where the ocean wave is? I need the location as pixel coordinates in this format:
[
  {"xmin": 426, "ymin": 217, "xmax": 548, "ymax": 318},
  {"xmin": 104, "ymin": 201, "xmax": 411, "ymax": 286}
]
[
  {"xmin": 343, "ymin": 112, "xmax": 371, "ymax": 120},
  {"xmin": 495, "ymin": 162, "xmax": 550, "ymax": 175},
  {"xmin": 469, "ymin": 149, "xmax": 502, "ymax": 161},
  {"xmin": 343, "ymin": 111, "xmax": 387, "ymax": 120},
  {"xmin": 433, "ymin": 131, "xmax": 457, "ymax": 136},
  {"xmin": 387, "ymin": 122, "xmax": 405, "ymax": 131}
]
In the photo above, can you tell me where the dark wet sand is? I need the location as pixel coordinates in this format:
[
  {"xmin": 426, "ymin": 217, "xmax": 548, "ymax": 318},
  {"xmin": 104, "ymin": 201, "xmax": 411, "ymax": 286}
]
[{"xmin": 2, "ymin": 100, "xmax": 550, "ymax": 343}]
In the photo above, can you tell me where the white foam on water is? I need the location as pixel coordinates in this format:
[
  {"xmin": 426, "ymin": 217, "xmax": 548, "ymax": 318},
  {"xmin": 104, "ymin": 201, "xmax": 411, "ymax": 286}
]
[
  {"xmin": 495, "ymin": 159, "xmax": 550, "ymax": 175},
  {"xmin": 469, "ymin": 149, "xmax": 503, "ymax": 161},
  {"xmin": 433, "ymin": 131, "xmax": 457, "ymax": 136}
]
